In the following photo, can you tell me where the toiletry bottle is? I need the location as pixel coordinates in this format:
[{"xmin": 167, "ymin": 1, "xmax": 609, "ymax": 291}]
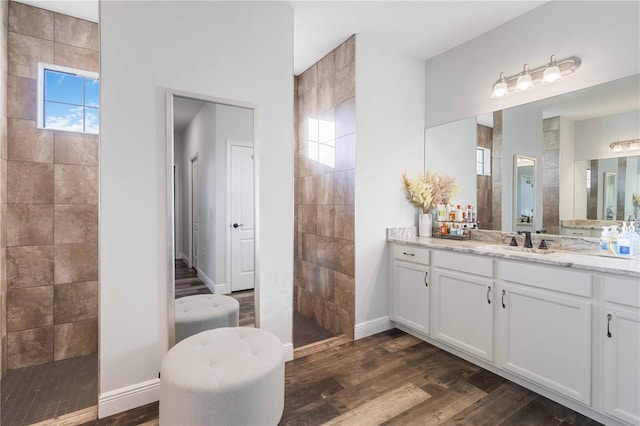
[
  {"xmin": 455, "ymin": 204, "xmax": 463, "ymax": 222},
  {"xmin": 617, "ymin": 223, "xmax": 632, "ymax": 256},
  {"xmin": 467, "ymin": 205, "xmax": 472, "ymax": 223},
  {"xmin": 629, "ymin": 223, "xmax": 640, "ymax": 255},
  {"xmin": 609, "ymin": 226, "xmax": 619, "ymax": 255},
  {"xmin": 599, "ymin": 227, "xmax": 610, "ymax": 254},
  {"xmin": 437, "ymin": 204, "xmax": 445, "ymax": 222}
]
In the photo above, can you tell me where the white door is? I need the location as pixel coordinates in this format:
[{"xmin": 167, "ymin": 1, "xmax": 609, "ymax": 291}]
[
  {"xmin": 230, "ymin": 145, "xmax": 254, "ymax": 291},
  {"xmin": 392, "ymin": 260, "xmax": 430, "ymax": 334},
  {"xmin": 191, "ymin": 156, "xmax": 199, "ymax": 270},
  {"xmin": 603, "ymin": 305, "xmax": 640, "ymax": 425},
  {"xmin": 432, "ymin": 269, "xmax": 494, "ymax": 361},
  {"xmin": 498, "ymin": 283, "xmax": 592, "ymax": 405}
]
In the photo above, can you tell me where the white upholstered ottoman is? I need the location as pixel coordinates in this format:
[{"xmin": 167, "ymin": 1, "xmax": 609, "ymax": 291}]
[
  {"xmin": 160, "ymin": 327, "xmax": 285, "ymax": 426},
  {"xmin": 174, "ymin": 294, "xmax": 239, "ymax": 343}
]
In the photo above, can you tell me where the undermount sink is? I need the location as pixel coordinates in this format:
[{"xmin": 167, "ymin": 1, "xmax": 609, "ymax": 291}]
[{"xmin": 479, "ymin": 244, "xmax": 556, "ymax": 255}]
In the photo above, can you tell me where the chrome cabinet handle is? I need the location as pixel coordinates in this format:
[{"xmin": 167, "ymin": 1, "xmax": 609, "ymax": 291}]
[
  {"xmin": 487, "ymin": 286, "xmax": 491, "ymax": 304},
  {"xmin": 403, "ymin": 252, "xmax": 415, "ymax": 257},
  {"xmin": 607, "ymin": 314, "xmax": 612, "ymax": 338},
  {"xmin": 501, "ymin": 290, "xmax": 506, "ymax": 309}
]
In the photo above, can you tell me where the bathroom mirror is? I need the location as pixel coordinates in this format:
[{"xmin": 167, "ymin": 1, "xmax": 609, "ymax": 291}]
[
  {"xmin": 514, "ymin": 155, "xmax": 536, "ymax": 232},
  {"xmin": 166, "ymin": 91, "xmax": 258, "ymax": 347},
  {"xmin": 424, "ymin": 73, "xmax": 640, "ymax": 235},
  {"xmin": 603, "ymin": 172, "xmax": 617, "ymax": 220}
]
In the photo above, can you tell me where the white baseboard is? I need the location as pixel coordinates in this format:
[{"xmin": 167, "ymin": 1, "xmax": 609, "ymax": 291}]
[
  {"xmin": 283, "ymin": 342, "xmax": 294, "ymax": 362},
  {"xmin": 215, "ymin": 283, "xmax": 231, "ymax": 294},
  {"xmin": 180, "ymin": 253, "xmax": 190, "ymax": 267},
  {"xmin": 354, "ymin": 316, "xmax": 395, "ymax": 340},
  {"xmin": 98, "ymin": 378, "xmax": 160, "ymax": 419},
  {"xmin": 197, "ymin": 269, "xmax": 216, "ymax": 293}
]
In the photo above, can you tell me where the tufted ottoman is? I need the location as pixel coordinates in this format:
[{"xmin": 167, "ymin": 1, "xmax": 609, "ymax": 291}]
[
  {"xmin": 160, "ymin": 327, "xmax": 284, "ymax": 426},
  {"xmin": 174, "ymin": 294, "xmax": 239, "ymax": 343}
]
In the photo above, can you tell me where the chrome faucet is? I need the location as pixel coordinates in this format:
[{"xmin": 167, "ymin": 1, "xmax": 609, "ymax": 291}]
[{"xmin": 517, "ymin": 231, "xmax": 533, "ymax": 248}]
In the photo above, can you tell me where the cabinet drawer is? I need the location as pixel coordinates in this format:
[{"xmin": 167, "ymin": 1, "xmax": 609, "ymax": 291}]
[
  {"xmin": 501, "ymin": 261, "xmax": 592, "ymax": 297},
  {"xmin": 604, "ymin": 275, "xmax": 640, "ymax": 308},
  {"xmin": 433, "ymin": 250, "xmax": 493, "ymax": 277},
  {"xmin": 393, "ymin": 244, "xmax": 430, "ymax": 265}
]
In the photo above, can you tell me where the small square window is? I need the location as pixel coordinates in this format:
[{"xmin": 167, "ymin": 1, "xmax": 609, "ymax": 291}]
[{"xmin": 37, "ymin": 63, "xmax": 99, "ymax": 134}]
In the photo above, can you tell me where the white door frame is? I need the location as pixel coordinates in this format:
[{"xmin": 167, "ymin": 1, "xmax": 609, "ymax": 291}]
[
  {"xmin": 174, "ymin": 164, "xmax": 181, "ymax": 260},
  {"xmin": 226, "ymin": 140, "xmax": 254, "ymax": 290},
  {"xmin": 165, "ymin": 89, "xmax": 260, "ymax": 347},
  {"xmin": 189, "ymin": 153, "xmax": 199, "ymax": 269}
]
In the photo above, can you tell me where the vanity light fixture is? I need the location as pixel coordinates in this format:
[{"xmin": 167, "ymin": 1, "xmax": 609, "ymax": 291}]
[
  {"xmin": 610, "ymin": 138, "xmax": 640, "ymax": 152},
  {"xmin": 491, "ymin": 55, "xmax": 580, "ymax": 99}
]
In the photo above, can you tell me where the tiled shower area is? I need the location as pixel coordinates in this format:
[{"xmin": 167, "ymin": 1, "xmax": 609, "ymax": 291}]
[
  {"xmin": 294, "ymin": 36, "xmax": 356, "ymax": 346},
  {"xmin": 0, "ymin": 2, "xmax": 99, "ymax": 424}
]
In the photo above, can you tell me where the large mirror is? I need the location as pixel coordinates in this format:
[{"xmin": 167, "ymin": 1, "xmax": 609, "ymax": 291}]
[
  {"xmin": 514, "ymin": 155, "xmax": 536, "ymax": 232},
  {"xmin": 167, "ymin": 92, "xmax": 257, "ymax": 347},
  {"xmin": 425, "ymin": 73, "xmax": 640, "ymax": 235}
]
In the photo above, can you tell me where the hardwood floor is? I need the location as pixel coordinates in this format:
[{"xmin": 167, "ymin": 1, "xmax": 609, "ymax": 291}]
[{"xmin": 94, "ymin": 328, "xmax": 602, "ymax": 426}]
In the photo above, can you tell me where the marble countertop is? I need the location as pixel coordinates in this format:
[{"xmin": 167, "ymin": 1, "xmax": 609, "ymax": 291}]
[{"xmin": 387, "ymin": 228, "xmax": 640, "ymax": 278}]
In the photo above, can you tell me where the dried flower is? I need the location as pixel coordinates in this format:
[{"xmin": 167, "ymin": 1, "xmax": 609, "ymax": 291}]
[{"xmin": 402, "ymin": 171, "xmax": 459, "ymax": 213}]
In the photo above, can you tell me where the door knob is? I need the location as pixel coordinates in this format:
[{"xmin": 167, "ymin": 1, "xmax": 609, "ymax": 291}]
[{"xmin": 232, "ymin": 223, "xmax": 244, "ymax": 228}]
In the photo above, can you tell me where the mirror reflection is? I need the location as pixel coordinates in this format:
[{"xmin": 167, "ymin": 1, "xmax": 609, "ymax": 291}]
[
  {"xmin": 171, "ymin": 95, "xmax": 256, "ymax": 346},
  {"xmin": 514, "ymin": 156, "xmax": 536, "ymax": 232},
  {"xmin": 424, "ymin": 74, "xmax": 640, "ymax": 236}
]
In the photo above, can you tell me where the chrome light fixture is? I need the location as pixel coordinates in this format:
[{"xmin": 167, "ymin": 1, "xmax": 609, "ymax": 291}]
[
  {"xmin": 515, "ymin": 65, "xmax": 534, "ymax": 92},
  {"xmin": 542, "ymin": 55, "xmax": 563, "ymax": 84},
  {"xmin": 491, "ymin": 55, "xmax": 580, "ymax": 99},
  {"xmin": 610, "ymin": 138, "xmax": 640, "ymax": 152}
]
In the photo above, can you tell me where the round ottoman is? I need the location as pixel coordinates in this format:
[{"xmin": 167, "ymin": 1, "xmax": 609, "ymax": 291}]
[
  {"xmin": 160, "ymin": 327, "xmax": 285, "ymax": 426},
  {"xmin": 174, "ymin": 294, "xmax": 239, "ymax": 343}
]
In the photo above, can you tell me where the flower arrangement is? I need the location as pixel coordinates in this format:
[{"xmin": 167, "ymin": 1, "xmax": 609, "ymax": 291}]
[{"xmin": 402, "ymin": 171, "xmax": 459, "ymax": 213}]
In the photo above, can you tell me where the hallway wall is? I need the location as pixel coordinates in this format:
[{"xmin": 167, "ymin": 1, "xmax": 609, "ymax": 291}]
[
  {"xmin": 4, "ymin": 1, "xmax": 98, "ymax": 369},
  {"xmin": 294, "ymin": 36, "xmax": 356, "ymax": 338}
]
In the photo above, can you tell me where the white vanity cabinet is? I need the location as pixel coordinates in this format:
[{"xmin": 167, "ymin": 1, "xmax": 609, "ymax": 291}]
[
  {"xmin": 602, "ymin": 275, "xmax": 640, "ymax": 425},
  {"xmin": 389, "ymin": 244, "xmax": 430, "ymax": 334},
  {"xmin": 497, "ymin": 261, "xmax": 593, "ymax": 405},
  {"xmin": 431, "ymin": 251, "xmax": 495, "ymax": 362}
]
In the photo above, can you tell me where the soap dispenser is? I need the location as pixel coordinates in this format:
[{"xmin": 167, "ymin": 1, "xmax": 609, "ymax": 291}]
[
  {"xmin": 600, "ymin": 227, "xmax": 610, "ymax": 253},
  {"xmin": 617, "ymin": 222, "xmax": 634, "ymax": 256}
]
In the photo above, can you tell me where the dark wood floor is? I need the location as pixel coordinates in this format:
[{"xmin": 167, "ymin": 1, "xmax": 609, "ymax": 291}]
[{"xmin": 95, "ymin": 328, "xmax": 602, "ymax": 426}]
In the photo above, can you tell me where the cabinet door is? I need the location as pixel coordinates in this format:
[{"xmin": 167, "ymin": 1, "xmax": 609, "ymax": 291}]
[
  {"xmin": 392, "ymin": 260, "xmax": 430, "ymax": 334},
  {"xmin": 432, "ymin": 269, "xmax": 494, "ymax": 361},
  {"xmin": 603, "ymin": 306, "xmax": 640, "ymax": 425},
  {"xmin": 498, "ymin": 283, "xmax": 592, "ymax": 405}
]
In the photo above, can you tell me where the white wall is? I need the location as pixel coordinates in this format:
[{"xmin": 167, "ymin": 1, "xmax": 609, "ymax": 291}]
[
  {"xmin": 424, "ymin": 117, "xmax": 477, "ymax": 208},
  {"xmin": 99, "ymin": 1, "xmax": 293, "ymax": 417},
  {"xmin": 425, "ymin": 1, "xmax": 640, "ymax": 127},
  {"xmin": 354, "ymin": 34, "xmax": 425, "ymax": 336},
  {"xmin": 574, "ymin": 110, "xmax": 640, "ymax": 161},
  {"xmin": 502, "ymin": 103, "xmax": 543, "ymax": 231}
]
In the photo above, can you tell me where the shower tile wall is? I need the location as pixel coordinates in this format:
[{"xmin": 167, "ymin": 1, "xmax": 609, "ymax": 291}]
[
  {"xmin": 1, "ymin": 0, "xmax": 9, "ymax": 377},
  {"xmin": 476, "ymin": 124, "xmax": 492, "ymax": 230},
  {"xmin": 4, "ymin": 1, "xmax": 98, "ymax": 369},
  {"xmin": 543, "ymin": 117, "xmax": 560, "ymax": 234},
  {"xmin": 294, "ymin": 36, "xmax": 355, "ymax": 338}
]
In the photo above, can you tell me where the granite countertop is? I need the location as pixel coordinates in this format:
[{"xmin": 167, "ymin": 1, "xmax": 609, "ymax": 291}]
[{"xmin": 387, "ymin": 228, "xmax": 640, "ymax": 278}]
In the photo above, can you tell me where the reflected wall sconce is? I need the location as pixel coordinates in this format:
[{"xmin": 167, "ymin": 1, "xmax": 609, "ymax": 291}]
[
  {"xmin": 610, "ymin": 138, "xmax": 640, "ymax": 153},
  {"xmin": 491, "ymin": 55, "xmax": 580, "ymax": 99}
]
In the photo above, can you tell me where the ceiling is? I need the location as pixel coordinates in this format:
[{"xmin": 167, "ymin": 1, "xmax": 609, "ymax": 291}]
[{"xmin": 16, "ymin": 0, "xmax": 546, "ymax": 75}]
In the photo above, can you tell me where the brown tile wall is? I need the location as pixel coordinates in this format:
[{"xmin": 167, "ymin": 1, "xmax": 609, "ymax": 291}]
[
  {"xmin": 1, "ymin": 0, "xmax": 9, "ymax": 377},
  {"xmin": 294, "ymin": 36, "xmax": 355, "ymax": 338},
  {"xmin": 4, "ymin": 1, "xmax": 98, "ymax": 370},
  {"xmin": 543, "ymin": 117, "xmax": 560, "ymax": 234},
  {"xmin": 476, "ymin": 124, "xmax": 492, "ymax": 230}
]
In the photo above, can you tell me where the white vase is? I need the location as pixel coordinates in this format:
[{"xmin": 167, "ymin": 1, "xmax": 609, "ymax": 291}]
[{"xmin": 418, "ymin": 213, "xmax": 432, "ymax": 237}]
